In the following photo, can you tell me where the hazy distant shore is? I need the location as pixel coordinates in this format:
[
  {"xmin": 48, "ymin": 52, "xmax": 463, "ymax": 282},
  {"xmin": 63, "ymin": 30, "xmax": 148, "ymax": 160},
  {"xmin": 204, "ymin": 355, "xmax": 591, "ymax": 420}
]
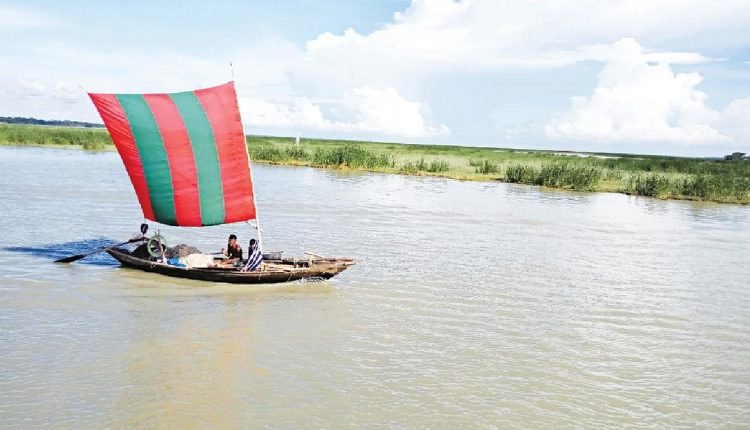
[{"xmin": 1, "ymin": 123, "xmax": 748, "ymax": 204}]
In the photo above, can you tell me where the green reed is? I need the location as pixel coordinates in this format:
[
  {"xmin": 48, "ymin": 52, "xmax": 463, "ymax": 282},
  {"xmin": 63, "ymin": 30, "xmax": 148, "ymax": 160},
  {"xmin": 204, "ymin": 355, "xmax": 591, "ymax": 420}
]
[
  {"xmin": 3, "ymin": 123, "xmax": 748, "ymax": 204},
  {"xmin": 400, "ymin": 158, "xmax": 450, "ymax": 174},
  {"xmin": 469, "ymin": 159, "xmax": 499, "ymax": 174},
  {"xmin": 0, "ymin": 124, "xmax": 111, "ymax": 150},
  {"xmin": 626, "ymin": 172, "xmax": 750, "ymax": 201},
  {"xmin": 504, "ymin": 164, "xmax": 538, "ymax": 184},
  {"xmin": 504, "ymin": 163, "xmax": 602, "ymax": 191},
  {"xmin": 311, "ymin": 144, "xmax": 394, "ymax": 169}
]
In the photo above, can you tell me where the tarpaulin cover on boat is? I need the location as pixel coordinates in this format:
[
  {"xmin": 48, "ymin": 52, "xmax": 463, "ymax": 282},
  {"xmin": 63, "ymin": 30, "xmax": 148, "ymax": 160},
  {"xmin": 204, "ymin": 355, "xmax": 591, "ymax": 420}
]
[{"xmin": 89, "ymin": 82, "xmax": 255, "ymax": 226}]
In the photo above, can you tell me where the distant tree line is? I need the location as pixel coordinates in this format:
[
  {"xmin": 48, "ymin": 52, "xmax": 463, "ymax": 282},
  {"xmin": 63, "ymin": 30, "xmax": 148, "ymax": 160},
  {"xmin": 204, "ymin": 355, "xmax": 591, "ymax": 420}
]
[{"xmin": 0, "ymin": 116, "xmax": 103, "ymax": 128}]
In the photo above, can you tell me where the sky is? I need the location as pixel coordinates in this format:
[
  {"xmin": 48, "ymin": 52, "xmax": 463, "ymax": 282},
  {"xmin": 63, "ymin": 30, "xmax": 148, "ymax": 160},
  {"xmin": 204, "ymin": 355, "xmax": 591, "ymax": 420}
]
[{"xmin": 2, "ymin": 0, "xmax": 750, "ymax": 156}]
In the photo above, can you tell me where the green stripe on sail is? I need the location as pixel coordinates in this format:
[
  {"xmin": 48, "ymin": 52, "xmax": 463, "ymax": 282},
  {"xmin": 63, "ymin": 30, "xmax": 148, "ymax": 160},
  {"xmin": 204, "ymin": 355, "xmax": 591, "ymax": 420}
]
[
  {"xmin": 169, "ymin": 92, "xmax": 225, "ymax": 225},
  {"xmin": 116, "ymin": 94, "xmax": 177, "ymax": 224}
]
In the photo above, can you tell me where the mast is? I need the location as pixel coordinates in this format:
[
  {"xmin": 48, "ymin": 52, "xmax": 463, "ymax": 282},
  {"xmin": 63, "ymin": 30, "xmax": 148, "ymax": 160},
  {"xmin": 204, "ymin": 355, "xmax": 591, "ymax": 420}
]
[
  {"xmin": 246, "ymin": 145, "xmax": 263, "ymax": 252},
  {"xmin": 235, "ymin": 82, "xmax": 263, "ymax": 252}
]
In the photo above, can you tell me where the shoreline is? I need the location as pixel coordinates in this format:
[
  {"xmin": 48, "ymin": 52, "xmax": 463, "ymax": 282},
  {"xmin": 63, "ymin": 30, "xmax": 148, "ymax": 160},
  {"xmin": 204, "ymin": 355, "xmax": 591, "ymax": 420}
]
[
  {"xmin": 1, "ymin": 122, "xmax": 748, "ymax": 205},
  {"xmin": 3, "ymin": 141, "xmax": 748, "ymax": 206},
  {"xmin": 250, "ymin": 157, "xmax": 745, "ymax": 206}
]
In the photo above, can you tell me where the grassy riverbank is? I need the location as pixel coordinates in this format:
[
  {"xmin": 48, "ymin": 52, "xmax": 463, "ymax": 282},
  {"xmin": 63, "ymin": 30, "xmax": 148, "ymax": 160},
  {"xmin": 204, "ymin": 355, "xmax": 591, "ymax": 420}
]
[{"xmin": 2, "ymin": 123, "xmax": 748, "ymax": 204}]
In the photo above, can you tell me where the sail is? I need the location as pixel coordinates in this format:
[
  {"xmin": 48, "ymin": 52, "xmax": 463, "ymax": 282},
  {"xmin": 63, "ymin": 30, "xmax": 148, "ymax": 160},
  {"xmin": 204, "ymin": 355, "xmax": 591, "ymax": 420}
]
[{"xmin": 89, "ymin": 82, "xmax": 256, "ymax": 226}]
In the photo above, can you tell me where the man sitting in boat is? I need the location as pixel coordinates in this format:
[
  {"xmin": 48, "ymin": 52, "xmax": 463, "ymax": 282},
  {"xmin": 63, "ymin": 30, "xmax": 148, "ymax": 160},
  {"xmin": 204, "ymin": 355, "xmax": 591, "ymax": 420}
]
[
  {"xmin": 210, "ymin": 234, "xmax": 242, "ymax": 268},
  {"xmin": 223, "ymin": 234, "xmax": 243, "ymax": 262},
  {"xmin": 240, "ymin": 239, "xmax": 263, "ymax": 272}
]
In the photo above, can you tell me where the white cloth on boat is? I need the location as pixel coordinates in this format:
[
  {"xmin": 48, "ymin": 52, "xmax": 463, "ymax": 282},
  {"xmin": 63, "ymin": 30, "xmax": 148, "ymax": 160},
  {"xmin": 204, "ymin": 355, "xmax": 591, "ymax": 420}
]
[
  {"xmin": 241, "ymin": 243, "xmax": 263, "ymax": 272},
  {"xmin": 184, "ymin": 253, "xmax": 215, "ymax": 268}
]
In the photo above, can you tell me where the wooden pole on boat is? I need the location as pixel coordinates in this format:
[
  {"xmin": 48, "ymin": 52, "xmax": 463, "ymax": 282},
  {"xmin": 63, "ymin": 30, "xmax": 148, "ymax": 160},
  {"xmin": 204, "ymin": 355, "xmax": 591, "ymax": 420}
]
[
  {"xmin": 242, "ymin": 138, "xmax": 263, "ymax": 252},
  {"xmin": 233, "ymin": 71, "xmax": 264, "ymax": 252}
]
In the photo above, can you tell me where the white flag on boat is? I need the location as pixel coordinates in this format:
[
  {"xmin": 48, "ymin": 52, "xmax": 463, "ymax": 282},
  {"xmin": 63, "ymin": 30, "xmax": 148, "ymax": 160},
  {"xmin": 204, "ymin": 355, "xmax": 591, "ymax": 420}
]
[{"xmin": 241, "ymin": 243, "xmax": 263, "ymax": 272}]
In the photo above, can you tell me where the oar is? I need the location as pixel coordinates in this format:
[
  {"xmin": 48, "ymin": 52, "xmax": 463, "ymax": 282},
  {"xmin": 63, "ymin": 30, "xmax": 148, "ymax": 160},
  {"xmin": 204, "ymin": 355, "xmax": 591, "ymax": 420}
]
[{"xmin": 55, "ymin": 237, "xmax": 145, "ymax": 263}]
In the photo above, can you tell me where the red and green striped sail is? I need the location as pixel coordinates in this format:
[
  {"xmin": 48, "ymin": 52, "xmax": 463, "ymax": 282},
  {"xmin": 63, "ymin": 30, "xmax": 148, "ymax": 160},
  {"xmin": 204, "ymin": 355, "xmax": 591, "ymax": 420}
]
[{"xmin": 89, "ymin": 81, "xmax": 256, "ymax": 226}]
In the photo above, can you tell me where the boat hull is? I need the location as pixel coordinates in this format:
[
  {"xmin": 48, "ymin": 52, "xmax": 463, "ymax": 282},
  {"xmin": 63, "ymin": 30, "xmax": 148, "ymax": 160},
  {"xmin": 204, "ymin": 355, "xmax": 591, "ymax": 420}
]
[{"xmin": 106, "ymin": 248, "xmax": 355, "ymax": 284}]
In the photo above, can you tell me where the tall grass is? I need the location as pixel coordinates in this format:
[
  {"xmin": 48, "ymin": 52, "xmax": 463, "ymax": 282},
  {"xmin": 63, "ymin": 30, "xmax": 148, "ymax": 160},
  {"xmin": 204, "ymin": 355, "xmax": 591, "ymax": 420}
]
[
  {"xmin": 626, "ymin": 173, "xmax": 671, "ymax": 197},
  {"xmin": 311, "ymin": 145, "xmax": 394, "ymax": 169},
  {"xmin": 505, "ymin": 164, "xmax": 537, "ymax": 184},
  {"xmin": 249, "ymin": 142, "xmax": 395, "ymax": 170},
  {"xmin": 470, "ymin": 159, "xmax": 499, "ymax": 174},
  {"xmin": 0, "ymin": 124, "xmax": 111, "ymax": 149},
  {"xmin": 3, "ymin": 123, "xmax": 749, "ymax": 204},
  {"xmin": 626, "ymin": 172, "xmax": 750, "ymax": 201},
  {"xmin": 505, "ymin": 163, "xmax": 603, "ymax": 191},
  {"xmin": 400, "ymin": 158, "xmax": 450, "ymax": 174},
  {"xmin": 247, "ymin": 144, "xmax": 302, "ymax": 162}
]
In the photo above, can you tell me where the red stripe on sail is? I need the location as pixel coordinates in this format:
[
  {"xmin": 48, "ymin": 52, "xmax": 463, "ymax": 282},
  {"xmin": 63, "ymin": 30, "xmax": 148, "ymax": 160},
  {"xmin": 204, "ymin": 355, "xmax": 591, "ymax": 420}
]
[
  {"xmin": 143, "ymin": 94, "xmax": 202, "ymax": 226},
  {"xmin": 194, "ymin": 82, "xmax": 256, "ymax": 223},
  {"xmin": 88, "ymin": 93, "xmax": 155, "ymax": 220}
]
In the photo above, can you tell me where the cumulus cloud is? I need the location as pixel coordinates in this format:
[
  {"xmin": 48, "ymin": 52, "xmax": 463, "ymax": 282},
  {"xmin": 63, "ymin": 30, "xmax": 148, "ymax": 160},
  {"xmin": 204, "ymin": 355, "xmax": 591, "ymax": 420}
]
[
  {"xmin": 545, "ymin": 39, "xmax": 724, "ymax": 144},
  {"xmin": 4, "ymin": 0, "xmax": 750, "ymax": 150},
  {"xmin": 240, "ymin": 97, "xmax": 332, "ymax": 129},
  {"xmin": 545, "ymin": 38, "xmax": 750, "ymax": 146},
  {"xmin": 344, "ymin": 86, "xmax": 448, "ymax": 137},
  {"xmin": 302, "ymin": 0, "xmax": 750, "ymax": 73},
  {"xmin": 241, "ymin": 86, "xmax": 448, "ymax": 138},
  {"xmin": 718, "ymin": 97, "xmax": 750, "ymax": 144}
]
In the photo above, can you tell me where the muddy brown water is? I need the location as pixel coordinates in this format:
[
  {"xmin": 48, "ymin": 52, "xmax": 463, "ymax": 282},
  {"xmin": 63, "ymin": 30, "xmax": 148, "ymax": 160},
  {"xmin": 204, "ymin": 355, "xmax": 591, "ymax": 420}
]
[{"xmin": 1, "ymin": 146, "xmax": 749, "ymax": 428}]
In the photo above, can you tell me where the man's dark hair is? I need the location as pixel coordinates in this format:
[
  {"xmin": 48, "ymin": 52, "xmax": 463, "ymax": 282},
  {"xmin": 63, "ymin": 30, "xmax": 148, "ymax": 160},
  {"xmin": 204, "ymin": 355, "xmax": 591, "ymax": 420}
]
[
  {"xmin": 229, "ymin": 234, "xmax": 237, "ymax": 240},
  {"xmin": 249, "ymin": 239, "xmax": 256, "ymax": 245}
]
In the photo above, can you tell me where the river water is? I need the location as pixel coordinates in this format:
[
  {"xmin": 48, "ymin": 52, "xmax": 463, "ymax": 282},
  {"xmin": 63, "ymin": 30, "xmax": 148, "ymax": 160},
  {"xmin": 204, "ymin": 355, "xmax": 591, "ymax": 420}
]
[{"xmin": 0, "ymin": 146, "xmax": 749, "ymax": 429}]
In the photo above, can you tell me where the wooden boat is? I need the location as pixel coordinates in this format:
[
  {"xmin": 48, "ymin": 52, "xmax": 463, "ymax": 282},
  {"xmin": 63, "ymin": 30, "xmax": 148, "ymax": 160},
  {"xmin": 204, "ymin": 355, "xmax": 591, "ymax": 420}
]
[
  {"xmin": 74, "ymin": 81, "xmax": 356, "ymax": 284},
  {"xmin": 107, "ymin": 248, "xmax": 355, "ymax": 284}
]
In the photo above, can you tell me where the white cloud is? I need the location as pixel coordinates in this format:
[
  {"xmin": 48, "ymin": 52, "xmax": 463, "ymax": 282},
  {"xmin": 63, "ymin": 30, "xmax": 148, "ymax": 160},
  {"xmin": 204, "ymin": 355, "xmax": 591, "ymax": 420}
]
[
  {"xmin": 545, "ymin": 38, "xmax": 750, "ymax": 146},
  {"xmin": 18, "ymin": 80, "xmax": 47, "ymax": 97},
  {"xmin": 344, "ymin": 86, "xmax": 448, "ymax": 137},
  {"xmin": 52, "ymin": 82, "xmax": 80, "ymax": 103},
  {"xmin": 2, "ymin": 0, "xmax": 749, "ymax": 152},
  {"xmin": 240, "ymin": 86, "xmax": 448, "ymax": 138},
  {"xmin": 302, "ymin": 0, "xmax": 750, "ymax": 74},
  {"xmin": 718, "ymin": 97, "xmax": 750, "ymax": 144},
  {"xmin": 240, "ymin": 97, "xmax": 332, "ymax": 129},
  {"xmin": 13, "ymin": 79, "xmax": 79, "ymax": 102},
  {"xmin": 0, "ymin": 4, "xmax": 60, "ymax": 29}
]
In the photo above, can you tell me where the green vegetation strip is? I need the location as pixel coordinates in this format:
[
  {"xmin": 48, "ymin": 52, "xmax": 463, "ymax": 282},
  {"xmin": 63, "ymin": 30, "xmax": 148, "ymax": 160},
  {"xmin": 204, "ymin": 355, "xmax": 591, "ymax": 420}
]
[{"xmin": 1, "ymin": 123, "xmax": 748, "ymax": 204}]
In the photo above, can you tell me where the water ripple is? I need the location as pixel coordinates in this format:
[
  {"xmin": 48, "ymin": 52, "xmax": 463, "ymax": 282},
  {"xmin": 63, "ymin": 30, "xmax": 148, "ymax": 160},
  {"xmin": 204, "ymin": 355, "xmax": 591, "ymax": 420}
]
[{"xmin": 1, "ymin": 147, "xmax": 749, "ymax": 428}]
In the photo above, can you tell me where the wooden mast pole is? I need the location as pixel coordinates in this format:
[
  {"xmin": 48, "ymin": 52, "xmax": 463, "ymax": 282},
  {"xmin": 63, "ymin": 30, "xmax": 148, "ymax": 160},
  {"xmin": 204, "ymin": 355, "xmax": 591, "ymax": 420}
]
[{"xmin": 232, "ymin": 62, "xmax": 264, "ymax": 252}]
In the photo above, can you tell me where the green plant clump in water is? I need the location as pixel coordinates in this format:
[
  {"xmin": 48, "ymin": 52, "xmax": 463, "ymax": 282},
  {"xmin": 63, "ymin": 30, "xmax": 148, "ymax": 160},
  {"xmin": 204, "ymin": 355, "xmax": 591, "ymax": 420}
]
[
  {"xmin": 400, "ymin": 158, "xmax": 450, "ymax": 174},
  {"xmin": 626, "ymin": 173, "xmax": 673, "ymax": 197},
  {"xmin": 427, "ymin": 159, "xmax": 450, "ymax": 173},
  {"xmin": 82, "ymin": 139, "xmax": 107, "ymax": 151},
  {"xmin": 680, "ymin": 174, "xmax": 714, "ymax": 199},
  {"xmin": 470, "ymin": 159, "xmax": 499, "ymax": 174},
  {"xmin": 249, "ymin": 144, "xmax": 293, "ymax": 162},
  {"xmin": 538, "ymin": 163, "xmax": 603, "ymax": 190},
  {"xmin": 247, "ymin": 143, "xmax": 314, "ymax": 164},
  {"xmin": 505, "ymin": 164, "xmax": 538, "ymax": 184},
  {"xmin": 311, "ymin": 144, "xmax": 394, "ymax": 169},
  {"xmin": 504, "ymin": 163, "xmax": 602, "ymax": 190}
]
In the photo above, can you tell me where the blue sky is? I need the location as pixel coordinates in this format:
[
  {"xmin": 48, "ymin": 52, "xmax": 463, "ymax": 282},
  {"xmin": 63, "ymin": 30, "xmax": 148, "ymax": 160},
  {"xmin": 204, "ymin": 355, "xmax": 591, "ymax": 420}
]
[{"xmin": 2, "ymin": 0, "xmax": 750, "ymax": 156}]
